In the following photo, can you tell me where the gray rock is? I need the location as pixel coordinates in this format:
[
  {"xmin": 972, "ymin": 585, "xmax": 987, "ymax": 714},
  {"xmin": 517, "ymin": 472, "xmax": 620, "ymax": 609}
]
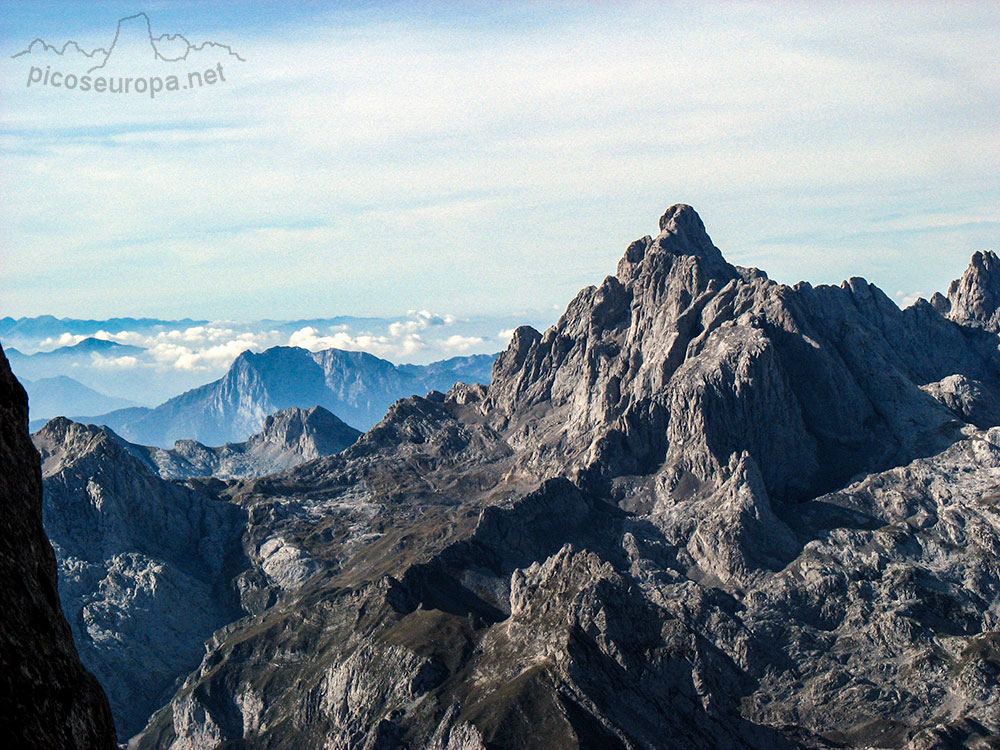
[
  {"xmin": 0, "ymin": 344, "xmax": 117, "ymax": 748},
  {"xmin": 942, "ymin": 250, "xmax": 1000, "ymax": 331},
  {"xmin": 102, "ymin": 206, "xmax": 1000, "ymax": 748},
  {"xmin": 34, "ymin": 416, "xmax": 246, "ymax": 740}
]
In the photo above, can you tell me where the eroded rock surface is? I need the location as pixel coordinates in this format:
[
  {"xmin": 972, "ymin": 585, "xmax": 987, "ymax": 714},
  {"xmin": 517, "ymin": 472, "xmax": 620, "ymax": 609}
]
[
  {"xmin": 48, "ymin": 206, "xmax": 999, "ymax": 748},
  {"xmin": 34, "ymin": 416, "xmax": 247, "ymax": 740},
  {"xmin": 0, "ymin": 344, "xmax": 117, "ymax": 749}
]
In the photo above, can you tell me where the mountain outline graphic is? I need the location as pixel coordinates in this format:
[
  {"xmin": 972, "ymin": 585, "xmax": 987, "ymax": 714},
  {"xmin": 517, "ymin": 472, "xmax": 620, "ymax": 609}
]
[{"xmin": 11, "ymin": 12, "xmax": 245, "ymax": 73}]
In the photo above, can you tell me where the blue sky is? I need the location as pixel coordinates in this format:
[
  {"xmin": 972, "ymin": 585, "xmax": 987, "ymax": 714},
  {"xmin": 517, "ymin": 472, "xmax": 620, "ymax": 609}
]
[{"xmin": 1, "ymin": 0, "xmax": 998, "ymax": 321}]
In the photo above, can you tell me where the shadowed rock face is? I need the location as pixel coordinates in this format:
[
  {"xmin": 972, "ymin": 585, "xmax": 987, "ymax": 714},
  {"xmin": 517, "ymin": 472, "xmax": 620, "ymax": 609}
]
[
  {"xmin": 62, "ymin": 206, "xmax": 1000, "ymax": 748},
  {"xmin": 33, "ymin": 416, "xmax": 249, "ymax": 740},
  {"xmin": 0, "ymin": 344, "xmax": 117, "ymax": 749}
]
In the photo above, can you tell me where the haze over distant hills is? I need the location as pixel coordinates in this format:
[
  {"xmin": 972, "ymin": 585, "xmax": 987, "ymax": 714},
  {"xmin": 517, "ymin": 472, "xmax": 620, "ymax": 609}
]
[
  {"xmin": 65, "ymin": 347, "xmax": 496, "ymax": 447},
  {"xmin": 22, "ymin": 376, "xmax": 136, "ymax": 421},
  {"xmin": 8, "ymin": 338, "xmax": 146, "ymax": 374},
  {"xmin": 0, "ymin": 316, "xmax": 205, "ymax": 339},
  {"xmin": 1, "ymin": 312, "xmax": 546, "ymax": 408}
]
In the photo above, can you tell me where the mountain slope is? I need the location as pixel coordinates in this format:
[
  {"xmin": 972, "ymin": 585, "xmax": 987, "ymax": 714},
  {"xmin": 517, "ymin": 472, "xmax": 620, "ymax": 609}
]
[
  {"xmin": 125, "ymin": 405, "xmax": 362, "ymax": 479},
  {"xmin": 0, "ymin": 344, "xmax": 117, "ymax": 748},
  {"xmin": 33, "ymin": 417, "xmax": 247, "ymax": 740},
  {"xmin": 83, "ymin": 205, "xmax": 1000, "ymax": 748},
  {"xmin": 78, "ymin": 349, "xmax": 496, "ymax": 446},
  {"xmin": 24, "ymin": 374, "xmax": 137, "ymax": 421}
]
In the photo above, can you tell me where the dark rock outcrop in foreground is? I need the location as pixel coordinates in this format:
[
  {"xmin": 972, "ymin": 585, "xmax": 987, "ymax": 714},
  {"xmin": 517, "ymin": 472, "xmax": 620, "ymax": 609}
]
[
  {"xmin": 0, "ymin": 344, "xmax": 117, "ymax": 748},
  {"xmin": 42, "ymin": 207, "xmax": 1000, "ymax": 748}
]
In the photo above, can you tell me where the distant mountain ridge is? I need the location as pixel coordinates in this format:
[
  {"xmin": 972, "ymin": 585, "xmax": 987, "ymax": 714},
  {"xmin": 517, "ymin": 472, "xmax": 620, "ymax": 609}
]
[
  {"xmin": 0, "ymin": 316, "xmax": 205, "ymax": 339},
  {"xmin": 23, "ymin": 376, "xmax": 137, "ymax": 421},
  {"xmin": 121, "ymin": 405, "xmax": 361, "ymax": 480},
  {"xmin": 6, "ymin": 338, "xmax": 147, "ymax": 388},
  {"xmin": 73, "ymin": 347, "xmax": 496, "ymax": 447},
  {"xmin": 7, "ymin": 336, "xmax": 144, "ymax": 361}
]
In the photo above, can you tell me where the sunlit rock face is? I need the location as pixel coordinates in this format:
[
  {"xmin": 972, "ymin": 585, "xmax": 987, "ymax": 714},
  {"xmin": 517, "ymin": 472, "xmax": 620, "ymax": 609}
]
[{"xmin": 36, "ymin": 206, "xmax": 1000, "ymax": 749}]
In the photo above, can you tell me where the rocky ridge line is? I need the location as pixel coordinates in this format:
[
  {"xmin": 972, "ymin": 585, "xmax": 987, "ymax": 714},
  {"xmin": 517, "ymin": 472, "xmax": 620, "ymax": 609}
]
[{"xmin": 57, "ymin": 205, "xmax": 999, "ymax": 749}]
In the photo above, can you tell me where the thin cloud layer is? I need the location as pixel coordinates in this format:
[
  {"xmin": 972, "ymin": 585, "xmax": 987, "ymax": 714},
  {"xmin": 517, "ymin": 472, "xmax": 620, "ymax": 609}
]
[
  {"xmin": 0, "ymin": 2, "xmax": 997, "ymax": 321},
  {"xmin": 3, "ymin": 310, "xmax": 532, "ymax": 405}
]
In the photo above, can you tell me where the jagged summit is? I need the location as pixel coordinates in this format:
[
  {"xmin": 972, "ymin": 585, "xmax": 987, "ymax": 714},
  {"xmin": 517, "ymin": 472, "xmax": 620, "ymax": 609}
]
[
  {"xmin": 935, "ymin": 249, "xmax": 1000, "ymax": 331},
  {"xmin": 253, "ymin": 405, "xmax": 360, "ymax": 458},
  {"xmin": 617, "ymin": 203, "xmax": 736, "ymax": 284},
  {"xmin": 487, "ymin": 204, "xmax": 1000, "ymax": 504},
  {"xmin": 36, "ymin": 405, "xmax": 361, "ymax": 483},
  {"xmin": 33, "ymin": 205, "xmax": 1000, "ymax": 749}
]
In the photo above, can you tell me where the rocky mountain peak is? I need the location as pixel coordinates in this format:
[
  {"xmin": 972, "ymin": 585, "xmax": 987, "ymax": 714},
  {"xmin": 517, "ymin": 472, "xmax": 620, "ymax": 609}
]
[
  {"xmin": 32, "ymin": 417, "xmax": 127, "ymax": 477},
  {"xmin": 484, "ymin": 204, "xmax": 1000, "ymax": 505},
  {"xmin": 942, "ymin": 249, "xmax": 1000, "ymax": 331},
  {"xmin": 252, "ymin": 405, "xmax": 361, "ymax": 459},
  {"xmin": 658, "ymin": 202, "xmax": 704, "ymax": 234},
  {"xmin": 616, "ymin": 203, "xmax": 736, "ymax": 288}
]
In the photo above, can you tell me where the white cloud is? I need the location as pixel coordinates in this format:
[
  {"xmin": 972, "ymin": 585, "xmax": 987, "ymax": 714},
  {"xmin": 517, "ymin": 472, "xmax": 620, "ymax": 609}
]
[
  {"xmin": 895, "ymin": 290, "xmax": 927, "ymax": 309},
  {"xmin": 38, "ymin": 333, "xmax": 88, "ymax": 350},
  {"xmin": 388, "ymin": 310, "xmax": 456, "ymax": 336},
  {"xmin": 288, "ymin": 326, "xmax": 353, "ymax": 352},
  {"xmin": 90, "ymin": 354, "xmax": 140, "ymax": 369},
  {"xmin": 440, "ymin": 335, "xmax": 486, "ymax": 353},
  {"xmin": 288, "ymin": 325, "xmax": 426, "ymax": 359}
]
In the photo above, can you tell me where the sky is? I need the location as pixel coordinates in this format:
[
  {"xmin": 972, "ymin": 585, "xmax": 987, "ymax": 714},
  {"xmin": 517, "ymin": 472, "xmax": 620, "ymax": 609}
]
[{"xmin": 1, "ymin": 0, "xmax": 998, "ymax": 326}]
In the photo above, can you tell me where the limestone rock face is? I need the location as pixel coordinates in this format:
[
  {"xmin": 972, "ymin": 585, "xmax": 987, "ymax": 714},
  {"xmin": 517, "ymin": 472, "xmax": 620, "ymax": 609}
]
[
  {"xmin": 0, "ymin": 344, "xmax": 117, "ymax": 749},
  {"xmin": 939, "ymin": 250, "xmax": 1000, "ymax": 331},
  {"xmin": 34, "ymin": 416, "xmax": 246, "ymax": 740},
  {"xmin": 485, "ymin": 205, "xmax": 1000, "ymax": 504},
  {"xmin": 62, "ymin": 206, "xmax": 1000, "ymax": 749}
]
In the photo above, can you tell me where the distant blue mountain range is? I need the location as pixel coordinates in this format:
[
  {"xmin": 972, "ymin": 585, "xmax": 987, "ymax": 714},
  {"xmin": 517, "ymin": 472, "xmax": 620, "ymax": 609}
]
[
  {"xmin": 56, "ymin": 346, "xmax": 497, "ymax": 447},
  {"xmin": 22, "ymin": 376, "xmax": 137, "ymax": 421}
]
